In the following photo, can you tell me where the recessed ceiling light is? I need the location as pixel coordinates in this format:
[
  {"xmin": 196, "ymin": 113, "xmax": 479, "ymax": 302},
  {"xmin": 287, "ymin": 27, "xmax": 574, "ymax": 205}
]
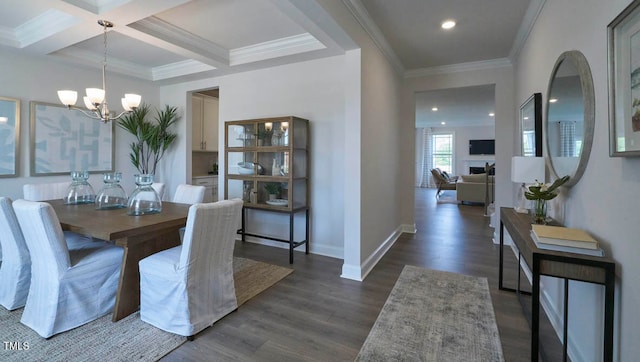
[
  {"xmin": 432, "ymin": 107, "xmax": 438, "ymax": 111},
  {"xmin": 524, "ymin": 117, "xmax": 529, "ymax": 120},
  {"xmin": 0, "ymin": 117, "xmax": 7, "ymax": 123},
  {"xmin": 441, "ymin": 20, "xmax": 456, "ymax": 30},
  {"xmin": 441, "ymin": 121, "xmax": 446, "ymax": 125},
  {"xmin": 549, "ymin": 98, "xmax": 558, "ymax": 103},
  {"xmin": 489, "ymin": 112, "xmax": 495, "ymax": 117}
]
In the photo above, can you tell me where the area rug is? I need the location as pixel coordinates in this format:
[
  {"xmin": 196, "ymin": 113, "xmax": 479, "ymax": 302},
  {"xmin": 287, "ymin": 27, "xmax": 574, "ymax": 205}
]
[
  {"xmin": 356, "ymin": 265, "xmax": 504, "ymax": 362},
  {"xmin": 0, "ymin": 257, "xmax": 292, "ymax": 362}
]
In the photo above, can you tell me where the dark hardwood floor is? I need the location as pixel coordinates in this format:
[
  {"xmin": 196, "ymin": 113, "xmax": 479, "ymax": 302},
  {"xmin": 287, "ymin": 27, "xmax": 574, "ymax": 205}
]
[{"xmin": 161, "ymin": 188, "xmax": 531, "ymax": 361}]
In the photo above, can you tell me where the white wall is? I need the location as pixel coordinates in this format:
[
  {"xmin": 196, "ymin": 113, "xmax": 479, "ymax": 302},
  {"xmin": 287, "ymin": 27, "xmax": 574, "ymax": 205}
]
[
  {"xmin": 315, "ymin": 0, "xmax": 405, "ymax": 281},
  {"xmin": 515, "ymin": 1, "xmax": 638, "ymax": 360},
  {"xmin": 401, "ymin": 66, "xmax": 515, "ymax": 233},
  {"xmin": 0, "ymin": 52, "xmax": 160, "ymax": 200},
  {"xmin": 160, "ymin": 55, "xmax": 347, "ymax": 258}
]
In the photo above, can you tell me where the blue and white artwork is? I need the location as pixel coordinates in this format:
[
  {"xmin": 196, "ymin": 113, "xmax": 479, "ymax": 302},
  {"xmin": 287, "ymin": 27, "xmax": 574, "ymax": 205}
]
[
  {"xmin": 30, "ymin": 102, "xmax": 113, "ymax": 175},
  {"xmin": 0, "ymin": 97, "xmax": 19, "ymax": 177}
]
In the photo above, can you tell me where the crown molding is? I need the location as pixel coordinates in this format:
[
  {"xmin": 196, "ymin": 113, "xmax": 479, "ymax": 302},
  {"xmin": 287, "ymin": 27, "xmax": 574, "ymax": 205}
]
[
  {"xmin": 404, "ymin": 58, "xmax": 513, "ymax": 78},
  {"xmin": 15, "ymin": 9, "xmax": 78, "ymax": 48},
  {"xmin": 53, "ymin": 47, "xmax": 152, "ymax": 80},
  {"xmin": 128, "ymin": 16, "xmax": 230, "ymax": 66},
  {"xmin": 342, "ymin": 0, "xmax": 405, "ymax": 75},
  {"xmin": 230, "ymin": 33, "xmax": 325, "ymax": 66},
  {"xmin": 152, "ymin": 60, "xmax": 215, "ymax": 81},
  {"xmin": 508, "ymin": 0, "xmax": 546, "ymax": 61}
]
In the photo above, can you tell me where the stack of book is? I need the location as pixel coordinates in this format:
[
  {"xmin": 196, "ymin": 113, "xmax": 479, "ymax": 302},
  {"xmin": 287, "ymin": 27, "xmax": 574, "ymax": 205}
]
[{"xmin": 530, "ymin": 224, "xmax": 605, "ymax": 257}]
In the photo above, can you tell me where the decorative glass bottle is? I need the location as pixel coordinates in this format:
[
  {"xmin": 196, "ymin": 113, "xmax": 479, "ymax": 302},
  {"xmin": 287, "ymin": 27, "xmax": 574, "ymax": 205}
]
[
  {"xmin": 95, "ymin": 172, "xmax": 128, "ymax": 210},
  {"xmin": 127, "ymin": 174, "xmax": 162, "ymax": 215},
  {"xmin": 64, "ymin": 171, "xmax": 96, "ymax": 204}
]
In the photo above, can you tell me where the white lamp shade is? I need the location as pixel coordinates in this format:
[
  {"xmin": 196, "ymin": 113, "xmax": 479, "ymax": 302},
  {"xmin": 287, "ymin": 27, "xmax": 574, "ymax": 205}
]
[
  {"xmin": 511, "ymin": 156, "xmax": 545, "ymax": 184},
  {"xmin": 265, "ymin": 122, "xmax": 272, "ymax": 131},
  {"xmin": 83, "ymin": 96, "xmax": 97, "ymax": 111},
  {"xmin": 124, "ymin": 94, "xmax": 141, "ymax": 108},
  {"xmin": 281, "ymin": 121, "xmax": 288, "ymax": 131},
  {"xmin": 57, "ymin": 90, "xmax": 78, "ymax": 106},
  {"xmin": 85, "ymin": 88, "xmax": 105, "ymax": 104},
  {"xmin": 121, "ymin": 98, "xmax": 132, "ymax": 112}
]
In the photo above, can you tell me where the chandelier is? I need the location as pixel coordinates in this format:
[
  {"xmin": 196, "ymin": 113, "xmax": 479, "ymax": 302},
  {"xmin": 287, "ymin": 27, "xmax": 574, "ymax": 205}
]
[{"xmin": 57, "ymin": 20, "xmax": 141, "ymax": 123}]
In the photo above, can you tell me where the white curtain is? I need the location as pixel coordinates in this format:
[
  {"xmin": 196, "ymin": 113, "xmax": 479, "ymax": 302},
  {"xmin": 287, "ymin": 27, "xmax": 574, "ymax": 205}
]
[
  {"xmin": 416, "ymin": 128, "xmax": 434, "ymax": 188},
  {"xmin": 558, "ymin": 121, "xmax": 576, "ymax": 157}
]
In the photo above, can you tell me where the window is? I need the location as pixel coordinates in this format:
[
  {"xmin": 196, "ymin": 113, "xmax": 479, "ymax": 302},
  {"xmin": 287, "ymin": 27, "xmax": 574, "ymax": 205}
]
[{"xmin": 432, "ymin": 133, "xmax": 454, "ymax": 173}]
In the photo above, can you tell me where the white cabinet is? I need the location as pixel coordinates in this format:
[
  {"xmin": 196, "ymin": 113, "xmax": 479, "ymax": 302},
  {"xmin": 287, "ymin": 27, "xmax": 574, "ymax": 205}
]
[
  {"xmin": 192, "ymin": 94, "xmax": 218, "ymax": 152},
  {"xmin": 192, "ymin": 176, "xmax": 218, "ymax": 202}
]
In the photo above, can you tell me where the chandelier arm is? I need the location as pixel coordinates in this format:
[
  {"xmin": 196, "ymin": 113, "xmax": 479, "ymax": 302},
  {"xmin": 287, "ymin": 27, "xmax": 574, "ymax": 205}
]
[
  {"xmin": 66, "ymin": 105, "xmax": 105, "ymax": 121},
  {"xmin": 109, "ymin": 110, "xmax": 133, "ymax": 121}
]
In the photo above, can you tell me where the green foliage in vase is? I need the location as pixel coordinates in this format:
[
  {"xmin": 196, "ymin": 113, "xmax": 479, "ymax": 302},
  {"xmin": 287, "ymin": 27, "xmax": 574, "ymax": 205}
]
[
  {"xmin": 264, "ymin": 182, "xmax": 282, "ymax": 195},
  {"xmin": 524, "ymin": 175, "xmax": 570, "ymax": 201},
  {"xmin": 118, "ymin": 103, "xmax": 180, "ymax": 175}
]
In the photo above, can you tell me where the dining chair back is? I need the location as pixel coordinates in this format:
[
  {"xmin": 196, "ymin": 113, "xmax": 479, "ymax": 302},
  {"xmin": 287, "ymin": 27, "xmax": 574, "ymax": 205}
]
[
  {"xmin": 139, "ymin": 199, "xmax": 243, "ymax": 337},
  {"xmin": 0, "ymin": 197, "xmax": 31, "ymax": 310},
  {"xmin": 12, "ymin": 199, "xmax": 123, "ymax": 338},
  {"xmin": 23, "ymin": 181, "xmax": 71, "ymax": 201},
  {"xmin": 151, "ymin": 183, "xmax": 165, "ymax": 200},
  {"xmin": 172, "ymin": 184, "xmax": 206, "ymax": 204}
]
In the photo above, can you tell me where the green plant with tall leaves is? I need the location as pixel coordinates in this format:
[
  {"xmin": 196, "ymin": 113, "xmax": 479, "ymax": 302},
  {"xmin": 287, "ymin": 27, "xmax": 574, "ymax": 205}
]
[{"xmin": 118, "ymin": 103, "xmax": 180, "ymax": 175}]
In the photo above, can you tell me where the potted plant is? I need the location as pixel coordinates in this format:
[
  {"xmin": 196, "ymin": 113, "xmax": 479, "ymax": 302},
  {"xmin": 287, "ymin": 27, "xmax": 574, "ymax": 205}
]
[
  {"xmin": 264, "ymin": 182, "xmax": 282, "ymax": 200},
  {"xmin": 118, "ymin": 103, "xmax": 180, "ymax": 175},
  {"xmin": 256, "ymin": 129, "xmax": 273, "ymax": 146}
]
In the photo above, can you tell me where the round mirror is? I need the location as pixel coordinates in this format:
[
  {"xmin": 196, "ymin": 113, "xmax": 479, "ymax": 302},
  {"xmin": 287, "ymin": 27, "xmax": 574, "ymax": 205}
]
[{"xmin": 545, "ymin": 50, "xmax": 595, "ymax": 187}]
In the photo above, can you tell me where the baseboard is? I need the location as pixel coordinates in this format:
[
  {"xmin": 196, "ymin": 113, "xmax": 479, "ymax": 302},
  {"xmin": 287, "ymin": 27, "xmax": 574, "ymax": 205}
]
[
  {"xmin": 401, "ymin": 223, "xmax": 417, "ymax": 233},
  {"xmin": 341, "ymin": 225, "xmax": 404, "ymax": 281},
  {"xmin": 235, "ymin": 235, "xmax": 342, "ymax": 259}
]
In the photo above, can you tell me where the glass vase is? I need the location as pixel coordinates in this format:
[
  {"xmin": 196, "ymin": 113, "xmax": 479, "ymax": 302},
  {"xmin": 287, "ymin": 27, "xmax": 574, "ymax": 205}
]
[
  {"xmin": 95, "ymin": 172, "xmax": 128, "ymax": 210},
  {"xmin": 532, "ymin": 199, "xmax": 548, "ymax": 224},
  {"xmin": 64, "ymin": 171, "xmax": 96, "ymax": 204},
  {"xmin": 127, "ymin": 174, "xmax": 162, "ymax": 215}
]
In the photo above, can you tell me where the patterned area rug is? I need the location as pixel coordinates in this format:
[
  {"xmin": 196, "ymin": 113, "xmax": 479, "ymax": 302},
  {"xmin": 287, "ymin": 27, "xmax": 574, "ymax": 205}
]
[
  {"xmin": 0, "ymin": 257, "xmax": 292, "ymax": 362},
  {"xmin": 356, "ymin": 265, "xmax": 504, "ymax": 362}
]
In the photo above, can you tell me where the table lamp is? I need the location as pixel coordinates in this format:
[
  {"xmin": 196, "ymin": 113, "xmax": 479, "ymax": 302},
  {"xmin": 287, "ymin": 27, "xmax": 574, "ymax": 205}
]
[{"xmin": 511, "ymin": 156, "xmax": 545, "ymax": 213}]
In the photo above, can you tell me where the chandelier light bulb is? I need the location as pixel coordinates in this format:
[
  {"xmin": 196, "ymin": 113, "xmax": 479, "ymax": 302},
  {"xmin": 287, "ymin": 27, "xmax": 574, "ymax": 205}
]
[
  {"xmin": 83, "ymin": 96, "xmax": 97, "ymax": 111},
  {"xmin": 121, "ymin": 98, "xmax": 132, "ymax": 112},
  {"xmin": 57, "ymin": 90, "xmax": 78, "ymax": 106},
  {"xmin": 124, "ymin": 94, "xmax": 141, "ymax": 108}
]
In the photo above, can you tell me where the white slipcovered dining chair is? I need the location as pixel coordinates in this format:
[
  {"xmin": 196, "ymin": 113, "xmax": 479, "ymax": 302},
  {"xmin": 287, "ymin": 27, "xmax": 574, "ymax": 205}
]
[
  {"xmin": 13, "ymin": 199, "xmax": 123, "ymax": 338},
  {"xmin": 0, "ymin": 197, "xmax": 116, "ymax": 311},
  {"xmin": 151, "ymin": 183, "xmax": 166, "ymax": 200},
  {"xmin": 139, "ymin": 199, "xmax": 243, "ymax": 338},
  {"xmin": 0, "ymin": 197, "xmax": 31, "ymax": 310},
  {"xmin": 172, "ymin": 184, "xmax": 206, "ymax": 204},
  {"xmin": 23, "ymin": 181, "xmax": 71, "ymax": 201}
]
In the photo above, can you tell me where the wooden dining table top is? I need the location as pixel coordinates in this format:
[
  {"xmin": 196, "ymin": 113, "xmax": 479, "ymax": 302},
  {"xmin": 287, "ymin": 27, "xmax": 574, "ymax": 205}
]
[{"xmin": 49, "ymin": 199, "xmax": 191, "ymax": 242}]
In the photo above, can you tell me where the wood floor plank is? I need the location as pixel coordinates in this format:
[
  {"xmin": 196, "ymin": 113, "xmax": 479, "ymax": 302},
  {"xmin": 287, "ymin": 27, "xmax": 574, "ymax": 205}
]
[{"xmin": 161, "ymin": 188, "xmax": 536, "ymax": 361}]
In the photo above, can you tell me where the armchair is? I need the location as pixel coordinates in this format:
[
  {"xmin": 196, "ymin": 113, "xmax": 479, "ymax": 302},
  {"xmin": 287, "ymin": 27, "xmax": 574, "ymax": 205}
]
[{"xmin": 430, "ymin": 168, "xmax": 458, "ymax": 198}]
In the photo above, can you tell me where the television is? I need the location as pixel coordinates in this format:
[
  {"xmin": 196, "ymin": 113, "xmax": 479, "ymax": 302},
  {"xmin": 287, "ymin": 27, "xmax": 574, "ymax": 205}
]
[{"xmin": 469, "ymin": 139, "xmax": 495, "ymax": 155}]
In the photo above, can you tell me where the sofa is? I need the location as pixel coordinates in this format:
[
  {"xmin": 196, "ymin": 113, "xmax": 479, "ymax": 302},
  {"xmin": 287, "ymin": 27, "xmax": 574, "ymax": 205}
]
[{"xmin": 456, "ymin": 174, "xmax": 494, "ymax": 204}]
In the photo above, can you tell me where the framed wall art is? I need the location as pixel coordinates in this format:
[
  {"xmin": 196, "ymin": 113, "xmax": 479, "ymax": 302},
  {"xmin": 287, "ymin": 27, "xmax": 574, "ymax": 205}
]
[
  {"xmin": 520, "ymin": 93, "xmax": 542, "ymax": 157},
  {"xmin": 0, "ymin": 96, "xmax": 20, "ymax": 177},
  {"xmin": 30, "ymin": 101, "xmax": 114, "ymax": 176},
  {"xmin": 608, "ymin": 0, "xmax": 640, "ymax": 156}
]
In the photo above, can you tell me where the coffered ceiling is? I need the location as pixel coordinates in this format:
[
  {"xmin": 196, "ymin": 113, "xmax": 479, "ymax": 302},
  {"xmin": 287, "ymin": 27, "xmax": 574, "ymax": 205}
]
[{"xmin": 0, "ymin": 0, "xmax": 538, "ymax": 127}]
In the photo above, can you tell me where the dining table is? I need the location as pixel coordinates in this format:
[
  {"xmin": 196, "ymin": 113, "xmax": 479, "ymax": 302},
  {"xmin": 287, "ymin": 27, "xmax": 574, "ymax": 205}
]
[{"xmin": 49, "ymin": 199, "xmax": 191, "ymax": 322}]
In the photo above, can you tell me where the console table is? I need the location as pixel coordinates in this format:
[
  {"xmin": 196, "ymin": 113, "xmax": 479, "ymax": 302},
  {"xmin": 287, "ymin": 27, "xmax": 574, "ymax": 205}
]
[{"xmin": 498, "ymin": 207, "xmax": 615, "ymax": 361}]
